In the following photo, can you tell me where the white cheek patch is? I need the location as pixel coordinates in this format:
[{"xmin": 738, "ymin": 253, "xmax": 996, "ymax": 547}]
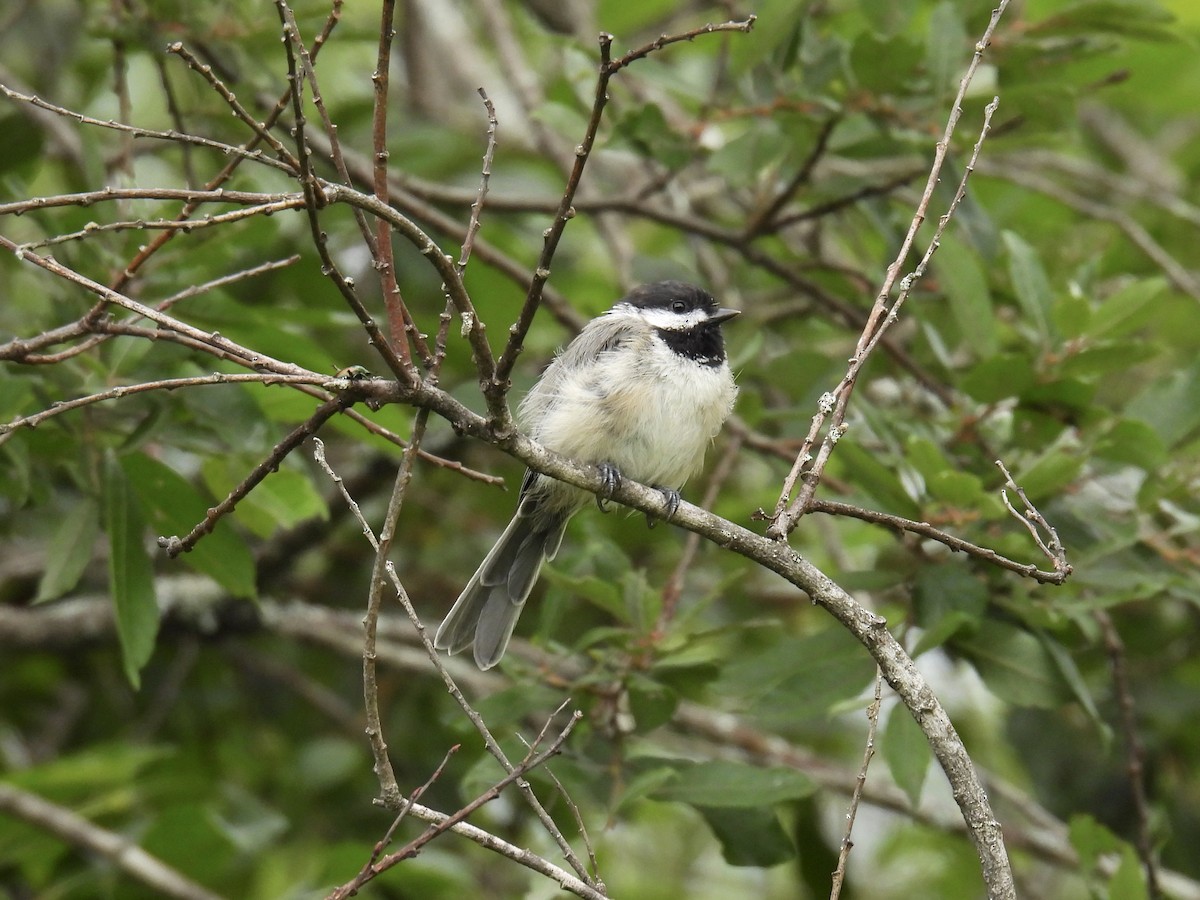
[{"xmin": 627, "ymin": 305, "xmax": 711, "ymax": 331}]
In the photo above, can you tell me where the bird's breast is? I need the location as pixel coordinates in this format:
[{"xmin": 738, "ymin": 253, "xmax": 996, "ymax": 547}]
[{"xmin": 533, "ymin": 351, "xmax": 737, "ymax": 489}]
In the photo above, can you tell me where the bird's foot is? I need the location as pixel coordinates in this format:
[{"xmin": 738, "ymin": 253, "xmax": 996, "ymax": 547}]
[
  {"xmin": 596, "ymin": 462, "xmax": 622, "ymax": 513},
  {"xmin": 645, "ymin": 486, "xmax": 681, "ymax": 528}
]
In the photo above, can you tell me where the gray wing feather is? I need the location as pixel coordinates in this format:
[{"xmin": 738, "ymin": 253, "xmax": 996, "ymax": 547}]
[{"xmin": 433, "ymin": 509, "xmax": 569, "ymax": 670}]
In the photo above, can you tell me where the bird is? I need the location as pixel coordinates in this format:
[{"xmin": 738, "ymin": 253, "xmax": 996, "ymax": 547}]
[{"xmin": 434, "ymin": 281, "xmax": 740, "ymax": 669}]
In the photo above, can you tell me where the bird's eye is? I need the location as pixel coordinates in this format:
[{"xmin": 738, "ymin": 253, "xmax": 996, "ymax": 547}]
[{"xmin": 671, "ymin": 300, "xmax": 687, "ymax": 313}]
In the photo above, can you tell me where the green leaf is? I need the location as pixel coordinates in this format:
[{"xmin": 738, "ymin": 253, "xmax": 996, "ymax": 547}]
[
  {"xmin": 960, "ymin": 353, "xmax": 1037, "ymax": 403},
  {"xmin": 1009, "ymin": 449, "xmax": 1084, "ymax": 503},
  {"xmin": 652, "ymin": 760, "xmax": 815, "ymax": 808},
  {"xmin": 927, "ymin": 470, "xmax": 985, "ymax": 506},
  {"xmin": 625, "ymin": 675, "xmax": 679, "ymax": 733},
  {"xmin": 954, "ymin": 620, "xmax": 1074, "ymax": 708},
  {"xmin": 200, "ymin": 456, "xmax": 326, "ymax": 538},
  {"xmin": 1040, "ymin": 632, "xmax": 1105, "ymax": 728},
  {"xmin": 35, "ymin": 498, "xmax": 100, "ymax": 602},
  {"xmin": 1068, "ymin": 813, "xmax": 1124, "ymax": 872},
  {"xmin": 834, "ymin": 440, "xmax": 922, "ymax": 520},
  {"xmin": 1053, "ymin": 292, "xmax": 1092, "ymax": 339},
  {"xmin": 104, "ymin": 454, "xmax": 159, "ymax": 688},
  {"xmin": 935, "ymin": 233, "xmax": 997, "ymax": 358},
  {"xmin": 1109, "ymin": 845, "xmax": 1151, "ymax": 900},
  {"xmin": 884, "ymin": 704, "xmax": 930, "ymax": 807},
  {"xmin": 122, "ymin": 453, "xmax": 256, "ymax": 600},
  {"xmin": 926, "ymin": 1, "xmax": 969, "ymax": 94},
  {"xmin": 1003, "ymin": 231, "xmax": 1054, "ymax": 340},
  {"xmin": 696, "ymin": 806, "xmax": 796, "ymax": 867},
  {"xmin": 914, "ymin": 563, "xmax": 988, "ymax": 628},
  {"xmin": 1094, "ymin": 418, "xmax": 1166, "ymax": 468},
  {"xmin": 1088, "ymin": 277, "xmax": 1167, "ymax": 337},
  {"xmin": 717, "ymin": 627, "xmax": 878, "ymax": 725},
  {"xmin": 1125, "ymin": 363, "xmax": 1200, "ymax": 448},
  {"xmin": 912, "ymin": 610, "xmax": 978, "ymax": 656}
]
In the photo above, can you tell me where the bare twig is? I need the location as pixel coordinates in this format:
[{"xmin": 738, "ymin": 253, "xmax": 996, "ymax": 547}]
[
  {"xmin": 995, "ymin": 459, "xmax": 1072, "ymax": 577},
  {"xmin": 275, "ymin": 1, "xmax": 413, "ymax": 384},
  {"xmin": 1094, "ymin": 611, "xmax": 1160, "ymax": 899},
  {"xmin": 362, "ymin": 408, "xmax": 432, "ymax": 806},
  {"xmin": 315, "ymin": 440, "xmax": 594, "ymax": 885},
  {"xmin": 0, "ymin": 783, "xmax": 222, "ymax": 900},
  {"xmin": 157, "ymin": 394, "xmax": 354, "ymax": 558},
  {"xmin": 166, "ymin": 42, "xmax": 300, "ymax": 169},
  {"xmin": 337, "ymin": 744, "xmax": 460, "ymax": 897},
  {"xmin": 768, "ymin": 87, "xmax": 1004, "ymax": 539},
  {"xmin": 0, "ymin": 372, "xmax": 342, "ymax": 443},
  {"xmin": 490, "ymin": 16, "xmax": 757, "ymax": 401},
  {"xmin": 326, "ymin": 708, "xmax": 584, "ymax": 899},
  {"xmin": 382, "ymin": 558, "xmax": 597, "ymax": 885},
  {"xmin": 831, "ymin": 672, "xmax": 883, "ymax": 899},
  {"xmin": 807, "ymin": 498, "xmax": 1072, "ymax": 585},
  {"xmin": 457, "ymin": 89, "xmax": 498, "ymax": 277},
  {"xmin": 0, "ymin": 84, "xmax": 296, "ymax": 175}
]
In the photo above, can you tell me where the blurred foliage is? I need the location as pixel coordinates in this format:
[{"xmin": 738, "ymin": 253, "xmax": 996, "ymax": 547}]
[{"xmin": 2, "ymin": 0, "xmax": 1200, "ymax": 898}]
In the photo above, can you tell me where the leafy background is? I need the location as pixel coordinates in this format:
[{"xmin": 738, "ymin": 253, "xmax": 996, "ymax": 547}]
[{"xmin": 2, "ymin": 0, "xmax": 1199, "ymax": 898}]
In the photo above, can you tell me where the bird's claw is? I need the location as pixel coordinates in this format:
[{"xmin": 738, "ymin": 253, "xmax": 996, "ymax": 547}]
[
  {"xmin": 646, "ymin": 486, "xmax": 681, "ymax": 528},
  {"xmin": 596, "ymin": 462, "xmax": 621, "ymax": 513}
]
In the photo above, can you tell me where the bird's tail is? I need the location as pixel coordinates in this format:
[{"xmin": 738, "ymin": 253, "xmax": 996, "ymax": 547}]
[{"xmin": 433, "ymin": 511, "xmax": 569, "ymax": 669}]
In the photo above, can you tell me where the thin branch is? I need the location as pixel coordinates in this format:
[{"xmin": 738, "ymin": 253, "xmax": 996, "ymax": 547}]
[
  {"xmin": 326, "ymin": 708, "xmax": 584, "ymax": 899},
  {"xmin": 316, "ymin": 437, "xmax": 593, "ymax": 884},
  {"xmin": 157, "ymin": 394, "xmax": 354, "ymax": 558},
  {"xmin": 368, "ymin": 0, "xmax": 412, "ymax": 358},
  {"xmin": 1094, "ymin": 611, "xmax": 1160, "ymax": 899},
  {"xmin": 0, "ymin": 372, "xmax": 341, "ymax": 443},
  {"xmin": 767, "ymin": 87, "xmax": 1004, "ymax": 539},
  {"xmin": 807, "ymin": 498, "xmax": 1072, "ymax": 585},
  {"xmin": 15, "ymin": 198, "xmax": 307, "ymax": 250},
  {"xmin": 382, "ymin": 560, "xmax": 597, "ymax": 886},
  {"xmin": 0, "ymin": 237, "xmax": 317, "ymax": 377},
  {"xmin": 830, "ymin": 672, "xmax": 883, "ymax": 900},
  {"xmin": 457, "ymin": 89, "xmax": 498, "ymax": 277},
  {"xmin": 490, "ymin": 16, "xmax": 757, "ymax": 401},
  {"xmin": 337, "ymin": 743, "xmax": 460, "ymax": 897},
  {"xmin": 995, "ymin": 459, "xmax": 1072, "ymax": 577},
  {"xmin": 0, "ymin": 83, "xmax": 296, "ymax": 174},
  {"xmin": 274, "ymin": 1, "xmax": 414, "ymax": 384},
  {"xmin": 0, "ymin": 783, "xmax": 222, "ymax": 900},
  {"xmin": 165, "ymin": 42, "xmax": 300, "ymax": 169},
  {"xmin": 363, "ymin": 408, "xmax": 432, "ymax": 805}
]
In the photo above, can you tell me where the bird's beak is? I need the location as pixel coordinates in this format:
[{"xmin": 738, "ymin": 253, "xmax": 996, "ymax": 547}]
[{"xmin": 710, "ymin": 308, "xmax": 741, "ymax": 325}]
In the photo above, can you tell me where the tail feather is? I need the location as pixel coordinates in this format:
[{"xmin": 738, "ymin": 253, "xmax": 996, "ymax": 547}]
[{"xmin": 434, "ymin": 511, "xmax": 569, "ymax": 669}]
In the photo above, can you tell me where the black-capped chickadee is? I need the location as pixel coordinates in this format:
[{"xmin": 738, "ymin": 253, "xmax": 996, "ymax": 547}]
[{"xmin": 434, "ymin": 281, "xmax": 740, "ymax": 669}]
